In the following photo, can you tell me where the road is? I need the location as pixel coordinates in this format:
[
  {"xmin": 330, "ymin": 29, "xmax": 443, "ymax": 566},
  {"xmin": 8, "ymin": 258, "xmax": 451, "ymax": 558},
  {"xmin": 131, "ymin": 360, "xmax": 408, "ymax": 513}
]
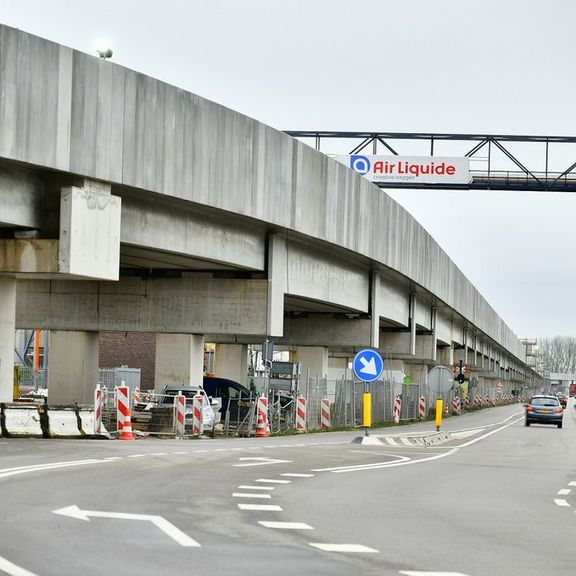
[{"xmin": 0, "ymin": 403, "xmax": 575, "ymax": 576}]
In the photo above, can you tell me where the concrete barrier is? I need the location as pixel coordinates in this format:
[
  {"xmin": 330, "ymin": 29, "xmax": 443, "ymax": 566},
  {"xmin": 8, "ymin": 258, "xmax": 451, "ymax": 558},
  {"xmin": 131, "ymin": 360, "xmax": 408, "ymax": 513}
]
[
  {"xmin": 48, "ymin": 409, "xmax": 81, "ymax": 438},
  {"xmin": 79, "ymin": 409, "xmax": 110, "ymax": 438},
  {"xmin": 2, "ymin": 405, "xmax": 44, "ymax": 437}
]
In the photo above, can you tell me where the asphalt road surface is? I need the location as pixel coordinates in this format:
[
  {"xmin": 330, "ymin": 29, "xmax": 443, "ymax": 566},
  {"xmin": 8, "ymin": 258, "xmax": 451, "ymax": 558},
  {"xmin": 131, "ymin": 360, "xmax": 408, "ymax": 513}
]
[{"xmin": 1, "ymin": 403, "xmax": 575, "ymax": 576}]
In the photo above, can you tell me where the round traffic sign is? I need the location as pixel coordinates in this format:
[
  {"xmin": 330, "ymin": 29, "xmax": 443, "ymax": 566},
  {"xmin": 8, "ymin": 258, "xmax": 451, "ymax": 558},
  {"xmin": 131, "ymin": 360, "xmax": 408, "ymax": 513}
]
[
  {"xmin": 352, "ymin": 349, "xmax": 384, "ymax": 382},
  {"xmin": 427, "ymin": 366, "xmax": 454, "ymax": 393}
]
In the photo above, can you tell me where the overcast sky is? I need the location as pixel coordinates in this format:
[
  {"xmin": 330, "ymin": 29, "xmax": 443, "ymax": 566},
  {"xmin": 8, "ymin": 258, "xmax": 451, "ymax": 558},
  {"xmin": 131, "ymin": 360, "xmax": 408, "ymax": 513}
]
[{"xmin": 3, "ymin": 0, "xmax": 576, "ymax": 339}]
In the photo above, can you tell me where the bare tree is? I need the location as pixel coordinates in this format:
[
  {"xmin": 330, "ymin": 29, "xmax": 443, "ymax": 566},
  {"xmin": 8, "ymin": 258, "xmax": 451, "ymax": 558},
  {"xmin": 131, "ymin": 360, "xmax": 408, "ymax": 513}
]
[{"xmin": 538, "ymin": 337, "xmax": 576, "ymax": 373}]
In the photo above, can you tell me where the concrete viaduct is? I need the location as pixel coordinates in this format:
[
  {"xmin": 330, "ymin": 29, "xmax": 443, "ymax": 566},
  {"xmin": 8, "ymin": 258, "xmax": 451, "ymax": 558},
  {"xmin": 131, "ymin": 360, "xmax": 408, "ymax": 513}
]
[{"xmin": 0, "ymin": 24, "xmax": 529, "ymax": 403}]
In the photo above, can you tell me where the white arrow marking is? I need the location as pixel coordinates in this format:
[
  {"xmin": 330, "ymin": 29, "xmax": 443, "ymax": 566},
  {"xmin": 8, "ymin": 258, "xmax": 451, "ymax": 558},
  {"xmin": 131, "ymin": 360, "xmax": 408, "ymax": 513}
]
[
  {"xmin": 0, "ymin": 554, "xmax": 39, "ymax": 576},
  {"xmin": 52, "ymin": 505, "xmax": 200, "ymax": 547},
  {"xmin": 359, "ymin": 356, "xmax": 377, "ymax": 375},
  {"xmin": 235, "ymin": 457, "xmax": 292, "ymax": 467}
]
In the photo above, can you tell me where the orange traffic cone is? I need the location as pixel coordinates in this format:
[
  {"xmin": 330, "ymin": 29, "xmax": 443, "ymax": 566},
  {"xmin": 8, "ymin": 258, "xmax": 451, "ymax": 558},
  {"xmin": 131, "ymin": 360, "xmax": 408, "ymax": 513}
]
[{"xmin": 119, "ymin": 413, "xmax": 135, "ymax": 441}]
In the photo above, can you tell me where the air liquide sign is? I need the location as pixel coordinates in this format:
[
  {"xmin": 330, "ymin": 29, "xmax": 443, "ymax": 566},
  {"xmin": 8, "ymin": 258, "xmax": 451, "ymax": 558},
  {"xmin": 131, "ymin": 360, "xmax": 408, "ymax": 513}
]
[{"xmin": 335, "ymin": 154, "xmax": 471, "ymax": 185}]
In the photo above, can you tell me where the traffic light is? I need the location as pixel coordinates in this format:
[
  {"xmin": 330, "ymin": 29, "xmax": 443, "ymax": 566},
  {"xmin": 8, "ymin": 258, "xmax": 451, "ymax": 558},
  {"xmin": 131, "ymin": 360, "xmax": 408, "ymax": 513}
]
[{"xmin": 455, "ymin": 372, "xmax": 466, "ymax": 384}]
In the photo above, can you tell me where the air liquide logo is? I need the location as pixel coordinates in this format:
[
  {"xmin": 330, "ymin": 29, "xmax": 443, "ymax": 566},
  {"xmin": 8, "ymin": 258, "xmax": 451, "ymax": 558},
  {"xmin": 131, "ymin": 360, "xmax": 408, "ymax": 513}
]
[{"xmin": 349, "ymin": 155, "xmax": 371, "ymax": 175}]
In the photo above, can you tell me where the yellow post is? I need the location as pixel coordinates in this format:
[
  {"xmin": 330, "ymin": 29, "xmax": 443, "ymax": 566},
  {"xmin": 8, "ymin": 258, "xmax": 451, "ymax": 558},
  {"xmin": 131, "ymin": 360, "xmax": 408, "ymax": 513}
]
[
  {"xmin": 13, "ymin": 365, "xmax": 20, "ymax": 401},
  {"xmin": 363, "ymin": 393, "xmax": 372, "ymax": 428},
  {"xmin": 435, "ymin": 399, "xmax": 443, "ymax": 431}
]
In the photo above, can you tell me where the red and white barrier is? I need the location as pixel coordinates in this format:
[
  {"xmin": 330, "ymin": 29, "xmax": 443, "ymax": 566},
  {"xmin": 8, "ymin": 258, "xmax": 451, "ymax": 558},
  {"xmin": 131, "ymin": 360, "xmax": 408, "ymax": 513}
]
[
  {"xmin": 296, "ymin": 396, "xmax": 307, "ymax": 433},
  {"xmin": 393, "ymin": 396, "xmax": 402, "ymax": 423},
  {"xmin": 320, "ymin": 398, "xmax": 331, "ymax": 430},
  {"xmin": 175, "ymin": 392, "xmax": 186, "ymax": 437},
  {"xmin": 192, "ymin": 394, "xmax": 204, "ymax": 436},
  {"xmin": 418, "ymin": 396, "xmax": 426, "ymax": 420},
  {"xmin": 484, "ymin": 395, "xmax": 489, "ymax": 406},
  {"xmin": 453, "ymin": 396, "xmax": 461, "ymax": 415},
  {"xmin": 94, "ymin": 384, "xmax": 102, "ymax": 435},
  {"xmin": 463, "ymin": 396, "xmax": 470, "ymax": 410},
  {"xmin": 256, "ymin": 396, "xmax": 269, "ymax": 437},
  {"xmin": 474, "ymin": 395, "xmax": 481, "ymax": 408},
  {"xmin": 116, "ymin": 385, "xmax": 130, "ymax": 432}
]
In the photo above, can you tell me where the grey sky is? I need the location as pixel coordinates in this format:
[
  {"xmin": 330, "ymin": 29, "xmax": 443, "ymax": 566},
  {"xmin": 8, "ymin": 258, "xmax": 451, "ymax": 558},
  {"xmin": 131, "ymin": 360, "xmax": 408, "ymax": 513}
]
[{"xmin": 3, "ymin": 0, "xmax": 576, "ymax": 338}]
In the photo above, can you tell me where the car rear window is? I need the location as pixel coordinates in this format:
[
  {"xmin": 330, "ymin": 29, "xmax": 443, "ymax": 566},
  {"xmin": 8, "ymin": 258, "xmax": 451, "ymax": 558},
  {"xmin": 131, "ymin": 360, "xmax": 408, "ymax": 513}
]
[{"xmin": 530, "ymin": 397, "xmax": 559, "ymax": 406}]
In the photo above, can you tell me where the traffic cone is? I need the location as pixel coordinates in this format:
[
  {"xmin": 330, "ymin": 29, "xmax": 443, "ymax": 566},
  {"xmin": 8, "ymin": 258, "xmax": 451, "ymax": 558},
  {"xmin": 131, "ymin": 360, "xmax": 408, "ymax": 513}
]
[{"xmin": 119, "ymin": 412, "xmax": 135, "ymax": 441}]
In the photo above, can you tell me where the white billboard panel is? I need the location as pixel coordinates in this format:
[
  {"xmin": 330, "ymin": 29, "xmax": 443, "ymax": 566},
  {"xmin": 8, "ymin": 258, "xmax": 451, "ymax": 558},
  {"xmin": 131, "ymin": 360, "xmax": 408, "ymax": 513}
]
[{"xmin": 335, "ymin": 154, "xmax": 471, "ymax": 185}]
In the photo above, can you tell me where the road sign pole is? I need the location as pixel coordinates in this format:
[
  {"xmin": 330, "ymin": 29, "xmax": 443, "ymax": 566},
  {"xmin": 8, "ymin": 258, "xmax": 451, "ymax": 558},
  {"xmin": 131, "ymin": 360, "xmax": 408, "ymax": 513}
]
[
  {"xmin": 435, "ymin": 399, "xmax": 443, "ymax": 431},
  {"xmin": 363, "ymin": 390, "xmax": 372, "ymax": 433}
]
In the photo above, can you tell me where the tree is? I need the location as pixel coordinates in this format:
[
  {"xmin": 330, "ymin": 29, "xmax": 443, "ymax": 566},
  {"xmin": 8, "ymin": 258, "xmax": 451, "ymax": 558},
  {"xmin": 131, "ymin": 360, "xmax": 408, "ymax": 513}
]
[{"xmin": 538, "ymin": 337, "xmax": 576, "ymax": 373}]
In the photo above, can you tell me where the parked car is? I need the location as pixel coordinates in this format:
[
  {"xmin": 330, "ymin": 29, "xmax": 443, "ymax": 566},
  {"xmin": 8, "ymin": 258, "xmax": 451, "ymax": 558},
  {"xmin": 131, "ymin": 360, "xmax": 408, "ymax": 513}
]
[
  {"xmin": 525, "ymin": 395, "xmax": 563, "ymax": 428},
  {"xmin": 202, "ymin": 376, "xmax": 253, "ymax": 422}
]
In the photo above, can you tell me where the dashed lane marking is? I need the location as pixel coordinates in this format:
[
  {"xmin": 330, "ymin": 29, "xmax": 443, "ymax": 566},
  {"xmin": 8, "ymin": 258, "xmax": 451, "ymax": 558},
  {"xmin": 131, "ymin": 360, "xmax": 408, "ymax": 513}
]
[
  {"xmin": 557, "ymin": 489, "xmax": 571, "ymax": 496},
  {"xmin": 237, "ymin": 504, "xmax": 283, "ymax": 511},
  {"xmin": 258, "ymin": 521, "xmax": 314, "ymax": 530},
  {"xmin": 399, "ymin": 572, "xmax": 471, "ymax": 576},
  {"xmin": 233, "ymin": 493, "xmax": 272, "ymax": 499},
  {"xmin": 568, "ymin": 481, "xmax": 576, "ymax": 487},
  {"xmin": 309, "ymin": 543, "xmax": 378, "ymax": 553},
  {"xmin": 256, "ymin": 478, "xmax": 291, "ymax": 484},
  {"xmin": 238, "ymin": 485, "xmax": 275, "ymax": 491},
  {"xmin": 555, "ymin": 499, "xmax": 570, "ymax": 507},
  {"xmin": 280, "ymin": 473, "xmax": 314, "ymax": 478}
]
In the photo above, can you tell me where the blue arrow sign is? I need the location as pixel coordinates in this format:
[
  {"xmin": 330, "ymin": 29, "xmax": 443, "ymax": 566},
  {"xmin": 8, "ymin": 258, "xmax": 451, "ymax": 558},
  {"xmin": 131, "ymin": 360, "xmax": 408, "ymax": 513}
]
[{"xmin": 352, "ymin": 349, "xmax": 384, "ymax": 382}]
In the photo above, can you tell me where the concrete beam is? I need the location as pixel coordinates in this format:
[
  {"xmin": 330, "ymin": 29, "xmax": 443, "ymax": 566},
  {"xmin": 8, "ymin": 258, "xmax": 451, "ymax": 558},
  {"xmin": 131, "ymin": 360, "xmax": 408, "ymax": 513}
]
[{"xmin": 16, "ymin": 276, "xmax": 268, "ymax": 335}]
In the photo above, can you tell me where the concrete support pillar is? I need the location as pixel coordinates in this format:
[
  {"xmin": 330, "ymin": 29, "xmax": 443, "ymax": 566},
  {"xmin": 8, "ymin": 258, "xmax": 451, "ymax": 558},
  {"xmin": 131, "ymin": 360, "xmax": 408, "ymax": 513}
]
[
  {"xmin": 294, "ymin": 346, "xmax": 329, "ymax": 380},
  {"xmin": 267, "ymin": 234, "xmax": 287, "ymax": 337},
  {"xmin": 0, "ymin": 278, "xmax": 16, "ymax": 402},
  {"xmin": 155, "ymin": 334, "xmax": 205, "ymax": 391},
  {"xmin": 214, "ymin": 344, "xmax": 248, "ymax": 388},
  {"xmin": 48, "ymin": 330, "xmax": 99, "ymax": 404}
]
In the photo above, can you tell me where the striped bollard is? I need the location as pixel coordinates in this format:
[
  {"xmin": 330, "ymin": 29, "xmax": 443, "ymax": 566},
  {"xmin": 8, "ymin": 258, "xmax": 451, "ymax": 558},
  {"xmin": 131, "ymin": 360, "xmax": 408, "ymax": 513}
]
[
  {"xmin": 418, "ymin": 396, "xmax": 426, "ymax": 419},
  {"xmin": 94, "ymin": 384, "xmax": 102, "ymax": 435},
  {"xmin": 453, "ymin": 396, "xmax": 461, "ymax": 415},
  {"xmin": 320, "ymin": 398, "xmax": 331, "ymax": 430},
  {"xmin": 255, "ymin": 396, "xmax": 269, "ymax": 437},
  {"xmin": 444, "ymin": 400, "xmax": 450, "ymax": 416},
  {"xmin": 474, "ymin": 395, "xmax": 481, "ymax": 408},
  {"xmin": 102, "ymin": 385, "xmax": 108, "ymax": 408},
  {"xmin": 393, "ymin": 396, "xmax": 402, "ymax": 423},
  {"xmin": 463, "ymin": 396, "xmax": 470, "ymax": 411},
  {"xmin": 484, "ymin": 395, "xmax": 489, "ymax": 406},
  {"xmin": 192, "ymin": 394, "xmax": 204, "ymax": 436},
  {"xmin": 296, "ymin": 396, "xmax": 307, "ymax": 433},
  {"xmin": 133, "ymin": 387, "xmax": 140, "ymax": 407},
  {"xmin": 174, "ymin": 392, "xmax": 186, "ymax": 438},
  {"xmin": 116, "ymin": 385, "xmax": 130, "ymax": 432}
]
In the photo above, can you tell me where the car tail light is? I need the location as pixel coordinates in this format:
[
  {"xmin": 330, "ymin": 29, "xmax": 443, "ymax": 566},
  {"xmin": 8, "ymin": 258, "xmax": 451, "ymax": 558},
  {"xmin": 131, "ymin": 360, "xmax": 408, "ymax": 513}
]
[
  {"xmin": 556, "ymin": 407, "xmax": 563, "ymax": 413},
  {"xmin": 526, "ymin": 405, "xmax": 534, "ymax": 411}
]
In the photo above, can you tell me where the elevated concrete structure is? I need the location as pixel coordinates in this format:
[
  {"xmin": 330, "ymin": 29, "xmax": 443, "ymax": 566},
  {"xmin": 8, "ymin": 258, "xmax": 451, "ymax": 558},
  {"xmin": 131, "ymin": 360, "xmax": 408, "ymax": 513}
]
[{"xmin": 0, "ymin": 25, "xmax": 531, "ymax": 401}]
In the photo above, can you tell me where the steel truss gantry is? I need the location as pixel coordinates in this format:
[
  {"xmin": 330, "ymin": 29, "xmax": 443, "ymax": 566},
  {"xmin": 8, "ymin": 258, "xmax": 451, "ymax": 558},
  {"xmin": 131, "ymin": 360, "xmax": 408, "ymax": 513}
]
[{"xmin": 283, "ymin": 131, "xmax": 576, "ymax": 192}]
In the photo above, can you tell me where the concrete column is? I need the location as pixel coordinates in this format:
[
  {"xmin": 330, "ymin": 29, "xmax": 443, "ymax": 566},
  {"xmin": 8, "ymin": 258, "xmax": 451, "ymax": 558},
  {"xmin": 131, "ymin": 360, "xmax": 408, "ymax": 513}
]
[
  {"xmin": 214, "ymin": 344, "xmax": 248, "ymax": 388},
  {"xmin": 294, "ymin": 346, "xmax": 328, "ymax": 380},
  {"xmin": 48, "ymin": 330, "xmax": 99, "ymax": 404},
  {"xmin": 155, "ymin": 334, "xmax": 205, "ymax": 391},
  {"xmin": 0, "ymin": 278, "xmax": 16, "ymax": 402},
  {"xmin": 267, "ymin": 234, "xmax": 287, "ymax": 337}
]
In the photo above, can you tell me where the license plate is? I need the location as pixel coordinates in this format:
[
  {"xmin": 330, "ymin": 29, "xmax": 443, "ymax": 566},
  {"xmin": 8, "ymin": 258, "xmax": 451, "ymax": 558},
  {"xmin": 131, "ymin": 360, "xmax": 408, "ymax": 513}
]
[{"xmin": 541, "ymin": 409, "xmax": 551, "ymax": 414}]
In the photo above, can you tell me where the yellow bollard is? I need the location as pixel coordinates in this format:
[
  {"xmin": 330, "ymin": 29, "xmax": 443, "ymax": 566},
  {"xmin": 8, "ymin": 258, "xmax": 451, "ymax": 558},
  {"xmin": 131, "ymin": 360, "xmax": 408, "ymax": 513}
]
[
  {"xmin": 363, "ymin": 392, "xmax": 372, "ymax": 428},
  {"xmin": 435, "ymin": 399, "xmax": 443, "ymax": 431}
]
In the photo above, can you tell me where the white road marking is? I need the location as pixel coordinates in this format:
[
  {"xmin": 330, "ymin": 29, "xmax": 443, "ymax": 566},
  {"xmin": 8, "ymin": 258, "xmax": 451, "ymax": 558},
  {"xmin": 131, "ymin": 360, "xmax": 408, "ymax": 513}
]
[
  {"xmin": 258, "ymin": 521, "xmax": 313, "ymax": 530},
  {"xmin": 0, "ymin": 459, "xmax": 108, "ymax": 480},
  {"xmin": 0, "ymin": 555, "xmax": 39, "ymax": 576},
  {"xmin": 309, "ymin": 543, "xmax": 378, "ymax": 553},
  {"xmin": 128, "ymin": 454, "xmax": 148, "ymax": 458},
  {"xmin": 232, "ymin": 493, "xmax": 272, "ymax": 499},
  {"xmin": 568, "ymin": 481, "xmax": 576, "ymax": 487},
  {"xmin": 53, "ymin": 505, "xmax": 200, "ymax": 547},
  {"xmin": 237, "ymin": 504, "xmax": 283, "ymax": 511},
  {"xmin": 399, "ymin": 572, "xmax": 471, "ymax": 576},
  {"xmin": 555, "ymin": 499, "xmax": 570, "ymax": 507},
  {"xmin": 256, "ymin": 478, "xmax": 291, "ymax": 484},
  {"xmin": 280, "ymin": 473, "xmax": 315, "ymax": 478},
  {"xmin": 238, "ymin": 485, "xmax": 275, "ymax": 491},
  {"xmin": 235, "ymin": 457, "xmax": 292, "ymax": 467},
  {"xmin": 312, "ymin": 454, "xmax": 410, "ymax": 472},
  {"xmin": 557, "ymin": 489, "xmax": 571, "ymax": 495},
  {"xmin": 173, "ymin": 451, "xmax": 189, "ymax": 455}
]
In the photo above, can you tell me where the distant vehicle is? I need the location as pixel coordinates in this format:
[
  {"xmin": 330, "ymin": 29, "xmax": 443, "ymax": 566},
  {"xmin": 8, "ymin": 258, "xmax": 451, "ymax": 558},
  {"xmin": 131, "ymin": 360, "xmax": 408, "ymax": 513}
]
[
  {"xmin": 556, "ymin": 393, "xmax": 568, "ymax": 407},
  {"xmin": 569, "ymin": 383, "xmax": 576, "ymax": 397},
  {"xmin": 525, "ymin": 395, "xmax": 563, "ymax": 428}
]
